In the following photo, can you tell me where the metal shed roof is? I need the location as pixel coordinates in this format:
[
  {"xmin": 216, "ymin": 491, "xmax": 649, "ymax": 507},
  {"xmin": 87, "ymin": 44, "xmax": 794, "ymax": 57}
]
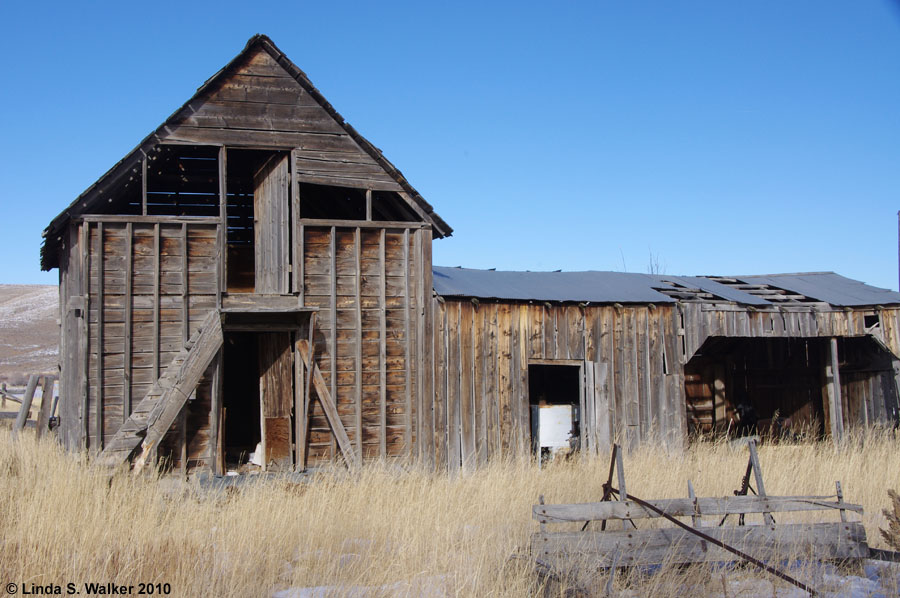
[{"xmin": 432, "ymin": 266, "xmax": 900, "ymax": 307}]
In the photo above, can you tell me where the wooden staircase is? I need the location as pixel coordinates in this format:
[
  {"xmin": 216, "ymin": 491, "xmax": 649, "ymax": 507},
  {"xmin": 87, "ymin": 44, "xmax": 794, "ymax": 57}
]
[{"xmin": 96, "ymin": 310, "xmax": 223, "ymax": 468}]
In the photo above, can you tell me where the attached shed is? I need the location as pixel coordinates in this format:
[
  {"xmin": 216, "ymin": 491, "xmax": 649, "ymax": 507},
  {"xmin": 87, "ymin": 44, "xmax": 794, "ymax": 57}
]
[
  {"xmin": 41, "ymin": 35, "xmax": 450, "ymax": 473},
  {"xmin": 429, "ymin": 267, "xmax": 900, "ymax": 472}
]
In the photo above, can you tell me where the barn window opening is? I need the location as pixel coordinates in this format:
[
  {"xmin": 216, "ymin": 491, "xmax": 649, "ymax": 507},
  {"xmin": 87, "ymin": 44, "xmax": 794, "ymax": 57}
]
[
  {"xmin": 528, "ymin": 363, "xmax": 581, "ymax": 459},
  {"xmin": 222, "ymin": 332, "xmax": 262, "ymax": 468},
  {"xmin": 225, "ymin": 149, "xmax": 282, "ymax": 293},
  {"xmin": 865, "ymin": 314, "xmax": 880, "ymax": 330},
  {"xmin": 146, "ymin": 145, "xmax": 219, "ymax": 216},
  {"xmin": 296, "ymin": 183, "xmax": 420, "ymax": 222}
]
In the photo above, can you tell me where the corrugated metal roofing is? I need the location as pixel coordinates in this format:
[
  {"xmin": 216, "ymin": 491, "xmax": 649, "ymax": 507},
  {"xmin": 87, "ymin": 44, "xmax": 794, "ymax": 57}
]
[
  {"xmin": 737, "ymin": 272, "xmax": 900, "ymax": 307},
  {"xmin": 432, "ymin": 266, "xmax": 900, "ymax": 307}
]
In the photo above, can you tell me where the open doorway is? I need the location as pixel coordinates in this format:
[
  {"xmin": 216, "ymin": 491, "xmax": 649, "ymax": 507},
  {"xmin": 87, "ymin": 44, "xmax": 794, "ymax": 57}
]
[
  {"xmin": 223, "ymin": 333, "xmax": 262, "ymax": 467},
  {"xmin": 528, "ymin": 363, "xmax": 582, "ymax": 459},
  {"xmin": 221, "ymin": 330, "xmax": 295, "ymax": 471}
]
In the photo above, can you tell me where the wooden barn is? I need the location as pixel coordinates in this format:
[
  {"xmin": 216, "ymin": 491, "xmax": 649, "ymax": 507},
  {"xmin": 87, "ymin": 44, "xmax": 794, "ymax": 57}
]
[
  {"xmin": 40, "ymin": 35, "xmax": 900, "ymax": 475},
  {"xmin": 41, "ymin": 35, "xmax": 449, "ymax": 473},
  {"xmin": 428, "ymin": 268, "xmax": 900, "ymax": 472}
]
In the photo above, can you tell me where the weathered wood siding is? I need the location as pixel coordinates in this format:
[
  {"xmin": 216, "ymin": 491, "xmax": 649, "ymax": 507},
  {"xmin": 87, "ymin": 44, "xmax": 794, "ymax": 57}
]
[
  {"xmin": 432, "ymin": 300, "xmax": 900, "ymax": 468},
  {"xmin": 59, "ymin": 217, "xmax": 220, "ymax": 464},
  {"xmin": 681, "ymin": 304, "xmax": 900, "ymax": 360},
  {"xmin": 430, "ymin": 300, "xmax": 685, "ymax": 470},
  {"xmin": 299, "ymin": 223, "xmax": 431, "ymax": 464},
  {"xmin": 164, "ymin": 48, "xmax": 403, "ymax": 193}
]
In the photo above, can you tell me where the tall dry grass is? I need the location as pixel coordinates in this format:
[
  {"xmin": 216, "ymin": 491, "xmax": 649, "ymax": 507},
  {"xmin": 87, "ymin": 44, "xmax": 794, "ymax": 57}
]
[{"xmin": 1, "ymin": 429, "xmax": 899, "ymax": 597}]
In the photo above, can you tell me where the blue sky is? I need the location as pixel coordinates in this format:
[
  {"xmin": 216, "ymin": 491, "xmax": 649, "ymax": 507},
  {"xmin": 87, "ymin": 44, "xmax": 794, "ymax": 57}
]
[{"xmin": 2, "ymin": 2, "xmax": 899, "ymax": 290}]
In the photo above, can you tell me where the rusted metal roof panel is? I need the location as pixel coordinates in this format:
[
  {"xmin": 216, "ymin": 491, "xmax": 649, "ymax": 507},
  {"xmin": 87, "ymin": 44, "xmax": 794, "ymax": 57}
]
[{"xmin": 432, "ymin": 267, "xmax": 900, "ymax": 307}]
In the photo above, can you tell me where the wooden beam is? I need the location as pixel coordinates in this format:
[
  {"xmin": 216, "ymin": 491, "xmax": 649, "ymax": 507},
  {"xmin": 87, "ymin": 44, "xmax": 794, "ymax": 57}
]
[
  {"xmin": 141, "ymin": 156, "xmax": 148, "ymax": 216},
  {"xmin": 138, "ymin": 312, "xmax": 224, "ymax": 454},
  {"xmin": 95, "ymin": 222, "xmax": 104, "ymax": 448},
  {"xmin": 124, "ymin": 223, "xmax": 133, "ymax": 421},
  {"xmin": 831, "ymin": 337, "xmax": 844, "ymax": 440},
  {"xmin": 209, "ymin": 348, "xmax": 223, "ymax": 475},
  {"xmin": 533, "ymin": 495, "xmax": 864, "ymax": 522},
  {"xmin": 366, "ymin": 189, "xmax": 373, "ymax": 221},
  {"xmin": 216, "ymin": 147, "xmax": 227, "ymax": 304},
  {"xmin": 534, "ymin": 522, "xmax": 868, "ymax": 568},
  {"xmin": 354, "ymin": 228, "xmax": 363, "ymax": 460},
  {"xmin": 379, "ymin": 228, "xmax": 387, "ymax": 458},
  {"xmin": 298, "ymin": 224, "xmax": 305, "ymax": 305},
  {"xmin": 748, "ymin": 440, "xmax": 775, "ymax": 525},
  {"xmin": 329, "ymin": 226, "xmax": 337, "ymax": 460},
  {"xmin": 36, "ymin": 376, "xmax": 55, "ymax": 439},
  {"xmin": 181, "ymin": 223, "xmax": 189, "ymax": 347},
  {"xmin": 12, "ymin": 374, "xmax": 40, "ymax": 439},
  {"xmin": 298, "ymin": 312, "xmax": 317, "ymax": 471},
  {"xmin": 297, "ymin": 218, "xmax": 428, "ymax": 230},
  {"xmin": 403, "ymin": 228, "xmax": 412, "ymax": 457},
  {"xmin": 152, "ymin": 224, "xmax": 161, "ymax": 381},
  {"xmin": 826, "ymin": 337, "xmax": 844, "ymax": 443},
  {"xmin": 81, "ymin": 222, "xmax": 90, "ymax": 449},
  {"xmin": 297, "ymin": 339, "xmax": 359, "ymax": 468},
  {"xmin": 291, "ymin": 148, "xmax": 301, "ymax": 295}
]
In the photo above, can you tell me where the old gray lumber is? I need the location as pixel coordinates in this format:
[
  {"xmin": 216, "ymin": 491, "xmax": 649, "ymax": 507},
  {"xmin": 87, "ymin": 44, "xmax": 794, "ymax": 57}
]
[
  {"xmin": 533, "ymin": 522, "xmax": 869, "ymax": 568},
  {"xmin": 748, "ymin": 440, "xmax": 775, "ymax": 525},
  {"xmin": 11, "ymin": 374, "xmax": 40, "ymax": 439},
  {"xmin": 297, "ymin": 339, "xmax": 359, "ymax": 468},
  {"xmin": 533, "ymin": 495, "xmax": 863, "ymax": 523},
  {"xmin": 140, "ymin": 312, "xmax": 223, "ymax": 450},
  {"xmin": 96, "ymin": 310, "xmax": 223, "ymax": 468},
  {"xmin": 36, "ymin": 376, "xmax": 55, "ymax": 439}
]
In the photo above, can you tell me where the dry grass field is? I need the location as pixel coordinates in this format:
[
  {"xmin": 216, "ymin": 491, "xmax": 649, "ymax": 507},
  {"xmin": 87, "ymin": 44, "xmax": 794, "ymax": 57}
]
[{"xmin": 1, "ymin": 425, "xmax": 899, "ymax": 597}]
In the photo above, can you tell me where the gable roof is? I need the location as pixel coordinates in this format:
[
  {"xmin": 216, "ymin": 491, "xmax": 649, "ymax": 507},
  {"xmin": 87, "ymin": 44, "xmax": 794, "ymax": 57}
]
[
  {"xmin": 41, "ymin": 34, "xmax": 451, "ymax": 270},
  {"xmin": 432, "ymin": 266, "xmax": 900, "ymax": 308}
]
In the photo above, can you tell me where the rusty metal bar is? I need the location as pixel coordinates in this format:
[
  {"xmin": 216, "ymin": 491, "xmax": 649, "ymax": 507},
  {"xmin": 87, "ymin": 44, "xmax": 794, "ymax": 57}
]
[{"xmin": 612, "ymin": 488, "xmax": 818, "ymax": 597}]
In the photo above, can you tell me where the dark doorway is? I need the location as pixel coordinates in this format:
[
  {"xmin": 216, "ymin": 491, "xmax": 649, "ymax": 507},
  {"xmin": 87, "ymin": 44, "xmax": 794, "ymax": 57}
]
[
  {"xmin": 528, "ymin": 363, "xmax": 581, "ymax": 457},
  {"xmin": 223, "ymin": 332, "xmax": 261, "ymax": 465}
]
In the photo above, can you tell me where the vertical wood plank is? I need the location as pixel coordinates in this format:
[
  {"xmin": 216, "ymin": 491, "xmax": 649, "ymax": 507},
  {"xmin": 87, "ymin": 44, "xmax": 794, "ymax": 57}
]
[
  {"xmin": 497, "ymin": 303, "xmax": 512, "ymax": 458},
  {"xmin": 293, "ymin": 331, "xmax": 304, "ymax": 471},
  {"xmin": 421, "ymin": 230, "xmax": 434, "ymax": 467},
  {"xmin": 517, "ymin": 304, "xmax": 529, "ymax": 455},
  {"xmin": 181, "ymin": 223, "xmax": 189, "ymax": 346},
  {"xmin": 474, "ymin": 302, "xmax": 487, "ymax": 465},
  {"xmin": 35, "ymin": 376, "xmax": 54, "ymax": 439},
  {"xmin": 95, "ymin": 222, "xmax": 104, "ymax": 448},
  {"xmin": 447, "ymin": 300, "xmax": 461, "ymax": 473},
  {"xmin": 12, "ymin": 375, "xmax": 40, "ymax": 439},
  {"xmin": 153, "ymin": 223, "xmax": 160, "ymax": 382},
  {"xmin": 460, "ymin": 301, "xmax": 475, "ymax": 469},
  {"xmin": 80, "ymin": 222, "xmax": 90, "ymax": 449},
  {"xmin": 291, "ymin": 148, "xmax": 301, "ymax": 294},
  {"xmin": 414, "ymin": 229, "xmax": 427, "ymax": 464},
  {"xmin": 433, "ymin": 298, "xmax": 448, "ymax": 470},
  {"xmin": 210, "ymin": 348, "xmax": 222, "ymax": 475},
  {"xmin": 330, "ymin": 226, "xmax": 337, "ymax": 460},
  {"xmin": 366, "ymin": 189, "xmax": 373, "ymax": 221},
  {"xmin": 217, "ymin": 147, "xmax": 227, "ymax": 303},
  {"xmin": 123, "ymin": 223, "xmax": 133, "ymax": 421},
  {"xmin": 141, "ymin": 156, "xmax": 148, "ymax": 216},
  {"xmin": 403, "ymin": 228, "xmax": 412, "ymax": 458},
  {"xmin": 299, "ymin": 224, "xmax": 305, "ymax": 305},
  {"xmin": 354, "ymin": 227, "xmax": 363, "ymax": 459},
  {"xmin": 594, "ymin": 362, "xmax": 611, "ymax": 455},
  {"xmin": 379, "ymin": 228, "xmax": 387, "ymax": 458}
]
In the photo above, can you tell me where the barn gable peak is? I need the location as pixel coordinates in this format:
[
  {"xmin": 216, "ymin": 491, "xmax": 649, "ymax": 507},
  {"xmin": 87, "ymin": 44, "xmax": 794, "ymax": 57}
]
[{"xmin": 41, "ymin": 34, "xmax": 450, "ymax": 270}]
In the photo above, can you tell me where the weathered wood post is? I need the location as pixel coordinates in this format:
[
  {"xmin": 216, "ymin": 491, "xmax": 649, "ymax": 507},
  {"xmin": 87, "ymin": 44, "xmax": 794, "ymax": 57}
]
[{"xmin": 12, "ymin": 374, "xmax": 41, "ymax": 439}]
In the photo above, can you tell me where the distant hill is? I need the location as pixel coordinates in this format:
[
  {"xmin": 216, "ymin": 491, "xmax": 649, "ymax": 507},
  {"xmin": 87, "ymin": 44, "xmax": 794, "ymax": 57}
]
[{"xmin": 0, "ymin": 285, "xmax": 58, "ymax": 383}]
